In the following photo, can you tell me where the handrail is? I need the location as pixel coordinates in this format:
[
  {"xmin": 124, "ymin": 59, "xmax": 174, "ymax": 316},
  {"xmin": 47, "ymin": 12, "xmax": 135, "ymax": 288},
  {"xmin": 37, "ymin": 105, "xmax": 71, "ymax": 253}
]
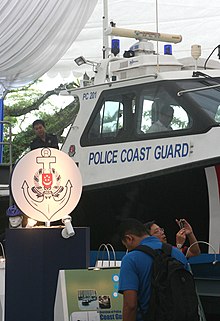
[
  {"xmin": 95, "ymin": 243, "xmax": 110, "ymax": 268},
  {"xmin": 0, "ymin": 120, "xmax": 13, "ymax": 205},
  {"xmin": 0, "ymin": 120, "xmax": 12, "ymax": 168},
  {"xmin": 186, "ymin": 241, "xmax": 218, "ymax": 264},
  {"xmin": 94, "ymin": 243, "xmax": 117, "ymax": 268},
  {"xmin": 0, "ymin": 242, "xmax": 5, "ymax": 262},
  {"xmin": 177, "ymin": 83, "xmax": 220, "ymax": 96},
  {"xmin": 106, "ymin": 243, "xmax": 116, "ymax": 267}
]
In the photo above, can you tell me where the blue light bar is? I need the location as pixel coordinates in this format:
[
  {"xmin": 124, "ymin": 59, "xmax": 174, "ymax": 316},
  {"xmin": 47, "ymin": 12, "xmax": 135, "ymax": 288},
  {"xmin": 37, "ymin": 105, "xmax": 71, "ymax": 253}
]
[
  {"xmin": 164, "ymin": 44, "xmax": 172, "ymax": 55},
  {"xmin": 111, "ymin": 39, "xmax": 120, "ymax": 56}
]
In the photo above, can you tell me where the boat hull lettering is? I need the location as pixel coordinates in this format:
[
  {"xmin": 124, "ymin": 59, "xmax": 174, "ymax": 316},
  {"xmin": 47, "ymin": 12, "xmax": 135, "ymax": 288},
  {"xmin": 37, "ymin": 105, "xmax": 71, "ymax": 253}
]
[
  {"xmin": 154, "ymin": 143, "xmax": 189, "ymax": 160},
  {"xmin": 88, "ymin": 143, "xmax": 189, "ymax": 165}
]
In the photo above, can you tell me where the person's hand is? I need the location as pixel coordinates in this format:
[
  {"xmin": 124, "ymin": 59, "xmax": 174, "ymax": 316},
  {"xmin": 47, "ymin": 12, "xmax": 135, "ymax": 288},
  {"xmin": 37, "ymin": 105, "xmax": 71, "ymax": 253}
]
[
  {"xmin": 176, "ymin": 219, "xmax": 200, "ymax": 257},
  {"xmin": 176, "ymin": 228, "xmax": 186, "ymax": 247},
  {"xmin": 176, "ymin": 218, "xmax": 193, "ymax": 236}
]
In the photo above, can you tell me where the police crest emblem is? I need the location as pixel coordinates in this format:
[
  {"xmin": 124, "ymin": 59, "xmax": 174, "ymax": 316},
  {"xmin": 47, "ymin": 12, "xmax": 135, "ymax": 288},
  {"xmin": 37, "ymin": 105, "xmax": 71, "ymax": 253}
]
[{"xmin": 11, "ymin": 148, "xmax": 82, "ymax": 222}]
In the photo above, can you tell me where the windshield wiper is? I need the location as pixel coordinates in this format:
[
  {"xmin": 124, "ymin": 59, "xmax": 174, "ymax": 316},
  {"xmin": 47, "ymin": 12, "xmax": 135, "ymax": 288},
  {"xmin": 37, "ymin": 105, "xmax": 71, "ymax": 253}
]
[{"xmin": 177, "ymin": 72, "xmax": 220, "ymax": 96}]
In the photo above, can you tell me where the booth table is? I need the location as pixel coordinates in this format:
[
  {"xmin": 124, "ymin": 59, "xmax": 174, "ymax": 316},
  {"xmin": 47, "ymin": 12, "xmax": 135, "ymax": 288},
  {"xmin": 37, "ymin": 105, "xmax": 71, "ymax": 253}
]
[{"xmin": 5, "ymin": 227, "xmax": 90, "ymax": 321}]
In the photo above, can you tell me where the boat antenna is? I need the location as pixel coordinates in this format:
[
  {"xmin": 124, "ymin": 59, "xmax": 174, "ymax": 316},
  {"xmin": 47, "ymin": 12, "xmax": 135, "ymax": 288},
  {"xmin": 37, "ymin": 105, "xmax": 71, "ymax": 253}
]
[{"xmin": 155, "ymin": 0, "xmax": 159, "ymax": 71}]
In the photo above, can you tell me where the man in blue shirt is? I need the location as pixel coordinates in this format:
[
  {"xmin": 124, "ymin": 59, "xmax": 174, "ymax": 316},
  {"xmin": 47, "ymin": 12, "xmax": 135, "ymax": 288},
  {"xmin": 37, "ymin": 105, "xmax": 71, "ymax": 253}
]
[{"xmin": 118, "ymin": 218, "xmax": 188, "ymax": 321}]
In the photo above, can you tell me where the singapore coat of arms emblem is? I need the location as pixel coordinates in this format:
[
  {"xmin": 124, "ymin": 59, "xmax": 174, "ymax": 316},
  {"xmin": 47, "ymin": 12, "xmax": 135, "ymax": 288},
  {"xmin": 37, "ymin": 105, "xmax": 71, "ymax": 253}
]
[{"xmin": 11, "ymin": 148, "xmax": 82, "ymax": 222}]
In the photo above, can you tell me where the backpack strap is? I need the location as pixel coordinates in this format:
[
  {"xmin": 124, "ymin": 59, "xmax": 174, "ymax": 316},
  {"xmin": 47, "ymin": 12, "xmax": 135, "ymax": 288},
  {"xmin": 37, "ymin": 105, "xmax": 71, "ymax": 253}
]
[
  {"xmin": 134, "ymin": 244, "xmax": 159, "ymax": 321},
  {"xmin": 134, "ymin": 244, "xmax": 156, "ymax": 257},
  {"xmin": 161, "ymin": 242, "xmax": 173, "ymax": 256},
  {"xmin": 135, "ymin": 242, "xmax": 173, "ymax": 257}
]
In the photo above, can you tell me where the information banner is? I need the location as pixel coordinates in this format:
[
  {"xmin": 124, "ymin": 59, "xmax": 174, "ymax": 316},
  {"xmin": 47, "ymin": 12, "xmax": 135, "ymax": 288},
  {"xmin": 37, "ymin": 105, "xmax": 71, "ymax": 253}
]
[{"xmin": 55, "ymin": 268, "xmax": 122, "ymax": 321}]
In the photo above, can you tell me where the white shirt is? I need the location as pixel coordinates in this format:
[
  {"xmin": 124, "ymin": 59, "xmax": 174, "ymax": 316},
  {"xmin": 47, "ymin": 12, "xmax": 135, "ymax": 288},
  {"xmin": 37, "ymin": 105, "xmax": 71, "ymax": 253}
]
[{"xmin": 148, "ymin": 120, "xmax": 172, "ymax": 133}]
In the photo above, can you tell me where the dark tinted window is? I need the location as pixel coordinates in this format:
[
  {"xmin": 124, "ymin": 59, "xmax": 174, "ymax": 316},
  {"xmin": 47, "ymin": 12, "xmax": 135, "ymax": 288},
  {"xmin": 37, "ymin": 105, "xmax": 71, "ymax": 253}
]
[
  {"xmin": 176, "ymin": 78, "xmax": 220, "ymax": 123},
  {"xmin": 138, "ymin": 87, "xmax": 191, "ymax": 134},
  {"xmin": 83, "ymin": 79, "xmax": 216, "ymax": 146}
]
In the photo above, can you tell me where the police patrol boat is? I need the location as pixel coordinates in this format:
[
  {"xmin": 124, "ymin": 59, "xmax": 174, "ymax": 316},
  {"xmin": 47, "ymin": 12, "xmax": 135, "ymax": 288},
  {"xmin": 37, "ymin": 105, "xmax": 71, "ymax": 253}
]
[{"xmin": 60, "ymin": 9, "xmax": 220, "ymax": 259}]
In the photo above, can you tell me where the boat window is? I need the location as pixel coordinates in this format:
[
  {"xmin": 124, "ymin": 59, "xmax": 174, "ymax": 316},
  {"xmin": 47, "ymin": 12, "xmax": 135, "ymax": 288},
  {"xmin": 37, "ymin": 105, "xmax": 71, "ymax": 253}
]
[
  {"xmin": 138, "ymin": 88, "xmax": 191, "ymax": 135},
  {"xmin": 176, "ymin": 78, "xmax": 220, "ymax": 123},
  {"xmin": 88, "ymin": 99, "xmax": 124, "ymax": 139},
  {"xmin": 86, "ymin": 90, "xmax": 137, "ymax": 143},
  {"xmin": 215, "ymin": 105, "xmax": 220, "ymax": 122}
]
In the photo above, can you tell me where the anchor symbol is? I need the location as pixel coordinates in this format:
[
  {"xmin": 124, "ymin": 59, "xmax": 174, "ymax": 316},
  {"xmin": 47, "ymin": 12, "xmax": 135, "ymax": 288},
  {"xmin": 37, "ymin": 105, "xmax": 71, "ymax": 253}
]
[
  {"xmin": 22, "ymin": 180, "xmax": 73, "ymax": 221},
  {"xmin": 21, "ymin": 148, "xmax": 73, "ymax": 221}
]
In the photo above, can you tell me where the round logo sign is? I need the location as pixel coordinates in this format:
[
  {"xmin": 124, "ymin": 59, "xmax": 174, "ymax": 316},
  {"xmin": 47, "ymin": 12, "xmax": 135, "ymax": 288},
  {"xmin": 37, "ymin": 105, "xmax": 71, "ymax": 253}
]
[{"xmin": 10, "ymin": 148, "xmax": 82, "ymax": 222}]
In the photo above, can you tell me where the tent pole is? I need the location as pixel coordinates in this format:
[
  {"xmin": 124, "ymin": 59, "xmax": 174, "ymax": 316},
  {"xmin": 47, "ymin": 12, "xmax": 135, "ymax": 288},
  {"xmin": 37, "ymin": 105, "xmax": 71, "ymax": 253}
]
[{"xmin": 102, "ymin": 0, "xmax": 109, "ymax": 59}]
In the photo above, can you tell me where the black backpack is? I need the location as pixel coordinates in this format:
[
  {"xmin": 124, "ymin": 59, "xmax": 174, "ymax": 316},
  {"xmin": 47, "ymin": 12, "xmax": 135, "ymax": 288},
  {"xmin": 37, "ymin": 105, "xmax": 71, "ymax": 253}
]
[{"xmin": 135, "ymin": 243, "xmax": 200, "ymax": 321}]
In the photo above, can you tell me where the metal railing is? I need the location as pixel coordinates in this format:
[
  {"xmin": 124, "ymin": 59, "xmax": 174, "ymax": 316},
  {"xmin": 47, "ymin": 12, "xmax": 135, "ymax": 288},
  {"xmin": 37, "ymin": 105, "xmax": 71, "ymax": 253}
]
[{"xmin": 0, "ymin": 120, "xmax": 13, "ymax": 204}]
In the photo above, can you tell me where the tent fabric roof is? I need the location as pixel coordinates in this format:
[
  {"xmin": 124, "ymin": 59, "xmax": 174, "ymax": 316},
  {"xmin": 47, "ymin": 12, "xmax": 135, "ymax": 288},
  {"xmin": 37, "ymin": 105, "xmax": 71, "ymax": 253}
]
[
  {"xmin": 47, "ymin": 0, "xmax": 220, "ymax": 79},
  {"xmin": 0, "ymin": 0, "xmax": 97, "ymax": 90}
]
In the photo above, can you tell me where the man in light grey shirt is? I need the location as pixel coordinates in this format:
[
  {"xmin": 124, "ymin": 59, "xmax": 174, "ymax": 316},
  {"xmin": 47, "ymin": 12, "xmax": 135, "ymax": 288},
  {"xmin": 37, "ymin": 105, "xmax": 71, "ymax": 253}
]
[{"xmin": 148, "ymin": 105, "xmax": 174, "ymax": 133}]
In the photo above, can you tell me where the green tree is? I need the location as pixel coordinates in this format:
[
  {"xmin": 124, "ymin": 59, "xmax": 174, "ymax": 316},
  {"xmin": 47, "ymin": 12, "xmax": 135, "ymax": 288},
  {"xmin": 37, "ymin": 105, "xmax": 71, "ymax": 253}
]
[{"xmin": 2, "ymin": 80, "xmax": 80, "ymax": 163}]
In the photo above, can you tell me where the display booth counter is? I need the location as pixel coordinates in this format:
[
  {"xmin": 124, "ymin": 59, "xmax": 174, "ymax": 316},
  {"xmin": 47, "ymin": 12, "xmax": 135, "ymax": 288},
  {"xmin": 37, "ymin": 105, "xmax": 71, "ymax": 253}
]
[
  {"xmin": 5, "ymin": 227, "xmax": 90, "ymax": 321},
  {"xmin": 54, "ymin": 268, "xmax": 122, "ymax": 321}
]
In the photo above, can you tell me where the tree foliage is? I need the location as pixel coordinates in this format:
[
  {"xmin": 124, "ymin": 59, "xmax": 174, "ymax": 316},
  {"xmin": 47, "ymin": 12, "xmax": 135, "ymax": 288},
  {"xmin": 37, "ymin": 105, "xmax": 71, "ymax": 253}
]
[{"xmin": 2, "ymin": 80, "xmax": 80, "ymax": 163}]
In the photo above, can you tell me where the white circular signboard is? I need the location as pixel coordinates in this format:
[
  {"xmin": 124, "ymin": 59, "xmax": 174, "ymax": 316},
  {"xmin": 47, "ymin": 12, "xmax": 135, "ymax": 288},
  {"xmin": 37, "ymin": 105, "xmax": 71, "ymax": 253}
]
[{"xmin": 11, "ymin": 148, "xmax": 82, "ymax": 222}]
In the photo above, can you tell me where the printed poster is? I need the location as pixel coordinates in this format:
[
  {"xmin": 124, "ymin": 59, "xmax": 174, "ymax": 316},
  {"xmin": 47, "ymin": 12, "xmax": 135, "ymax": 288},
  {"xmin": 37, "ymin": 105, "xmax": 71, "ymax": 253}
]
[{"xmin": 64, "ymin": 268, "xmax": 122, "ymax": 321}]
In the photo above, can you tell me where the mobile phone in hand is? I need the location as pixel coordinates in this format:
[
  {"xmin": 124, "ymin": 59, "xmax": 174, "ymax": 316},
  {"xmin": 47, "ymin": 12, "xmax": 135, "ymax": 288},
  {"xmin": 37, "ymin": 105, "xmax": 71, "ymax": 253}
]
[{"xmin": 179, "ymin": 219, "xmax": 184, "ymax": 229}]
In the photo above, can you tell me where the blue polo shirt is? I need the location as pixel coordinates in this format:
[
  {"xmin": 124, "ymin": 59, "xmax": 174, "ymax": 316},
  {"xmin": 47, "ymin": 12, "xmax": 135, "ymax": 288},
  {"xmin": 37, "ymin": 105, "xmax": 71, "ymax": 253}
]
[{"xmin": 118, "ymin": 236, "xmax": 188, "ymax": 321}]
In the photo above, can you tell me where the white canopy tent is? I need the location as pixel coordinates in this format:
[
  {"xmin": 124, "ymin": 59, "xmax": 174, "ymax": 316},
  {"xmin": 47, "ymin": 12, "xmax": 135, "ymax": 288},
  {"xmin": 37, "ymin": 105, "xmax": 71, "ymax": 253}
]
[
  {"xmin": 1, "ymin": 0, "xmax": 220, "ymax": 87},
  {"xmin": 0, "ymin": 0, "xmax": 97, "ymax": 90},
  {"xmin": 47, "ymin": 0, "xmax": 220, "ymax": 79}
]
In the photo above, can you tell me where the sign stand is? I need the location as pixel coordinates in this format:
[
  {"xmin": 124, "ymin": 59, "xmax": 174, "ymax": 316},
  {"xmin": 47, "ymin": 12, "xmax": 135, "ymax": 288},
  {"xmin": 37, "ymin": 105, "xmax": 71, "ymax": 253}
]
[{"xmin": 54, "ymin": 268, "xmax": 122, "ymax": 321}]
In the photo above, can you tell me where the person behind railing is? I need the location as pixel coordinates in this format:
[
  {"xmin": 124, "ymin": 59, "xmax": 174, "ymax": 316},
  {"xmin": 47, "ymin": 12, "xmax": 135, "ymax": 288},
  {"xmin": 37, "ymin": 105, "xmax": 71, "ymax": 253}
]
[
  {"xmin": 144, "ymin": 219, "xmax": 201, "ymax": 258},
  {"xmin": 30, "ymin": 119, "xmax": 59, "ymax": 150}
]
